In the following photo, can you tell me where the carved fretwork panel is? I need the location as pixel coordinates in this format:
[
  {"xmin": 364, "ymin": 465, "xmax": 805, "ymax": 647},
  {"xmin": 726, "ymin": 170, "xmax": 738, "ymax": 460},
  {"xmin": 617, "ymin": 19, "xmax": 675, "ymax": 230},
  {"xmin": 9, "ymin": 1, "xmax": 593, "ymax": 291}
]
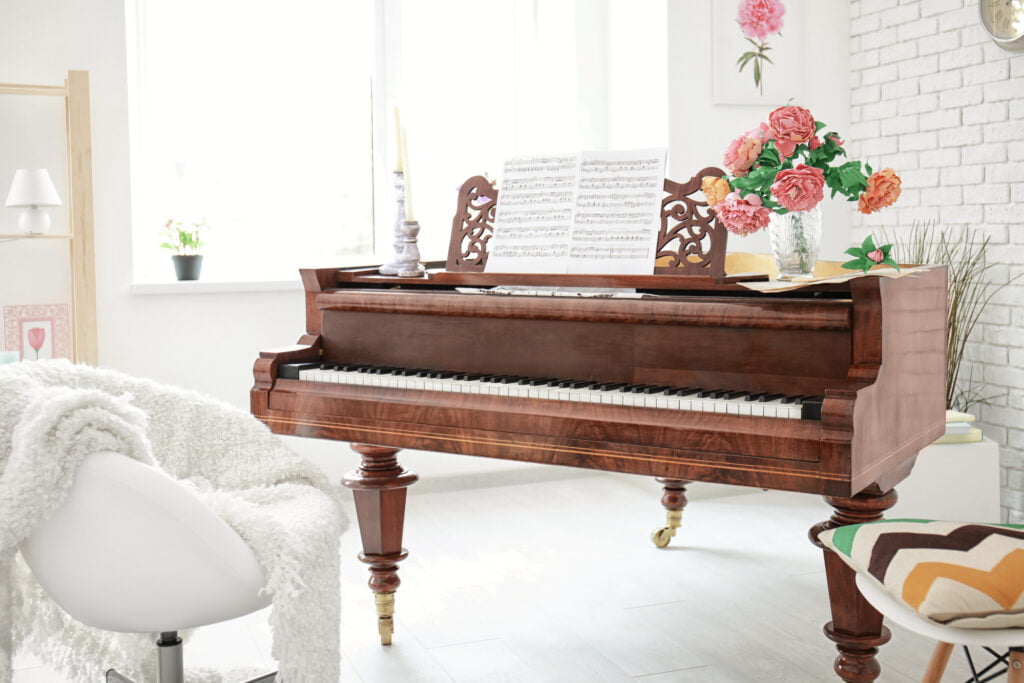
[
  {"xmin": 446, "ymin": 175, "xmax": 499, "ymax": 272},
  {"xmin": 655, "ymin": 166, "xmax": 728, "ymax": 279}
]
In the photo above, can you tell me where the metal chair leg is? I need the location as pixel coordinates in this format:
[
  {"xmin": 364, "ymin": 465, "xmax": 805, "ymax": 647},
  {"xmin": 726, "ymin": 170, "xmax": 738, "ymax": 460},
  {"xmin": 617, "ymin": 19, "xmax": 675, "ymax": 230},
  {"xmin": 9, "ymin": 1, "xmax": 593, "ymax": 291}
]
[{"xmin": 105, "ymin": 670, "xmax": 134, "ymax": 683}]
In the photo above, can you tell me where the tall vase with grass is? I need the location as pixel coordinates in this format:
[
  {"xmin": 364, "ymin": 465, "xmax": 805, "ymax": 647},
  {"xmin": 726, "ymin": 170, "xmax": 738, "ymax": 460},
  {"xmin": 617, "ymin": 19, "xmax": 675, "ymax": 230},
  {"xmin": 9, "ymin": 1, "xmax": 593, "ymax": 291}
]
[
  {"xmin": 881, "ymin": 223, "xmax": 1022, "ymax": 413},
  {"xmin": 160, "ymin": 219, "xmax": 207, "ymax": 281}
]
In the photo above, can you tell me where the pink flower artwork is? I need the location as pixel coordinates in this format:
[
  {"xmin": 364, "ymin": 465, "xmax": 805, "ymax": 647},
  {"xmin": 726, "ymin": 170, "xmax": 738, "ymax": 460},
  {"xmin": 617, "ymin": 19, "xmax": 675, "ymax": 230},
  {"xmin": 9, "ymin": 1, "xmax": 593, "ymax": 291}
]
[
  {"xmin": 27, "ymin": 327, "xmax": 45, "ymax": 359},
  {"xmin": 3, "ymin": 304, "xmax": 71, "ymax": 361},
  {"xmin": 737, "ymin": 0, "xmax": 786, "ymax": 41}
]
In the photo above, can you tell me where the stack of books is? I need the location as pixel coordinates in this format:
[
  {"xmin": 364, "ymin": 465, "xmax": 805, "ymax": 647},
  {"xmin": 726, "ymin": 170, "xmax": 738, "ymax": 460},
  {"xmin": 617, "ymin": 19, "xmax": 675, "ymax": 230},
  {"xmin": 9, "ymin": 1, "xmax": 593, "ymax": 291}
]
[{"xmin": 935, "ymin": 409, "xmax": 983, "ymax": 444}]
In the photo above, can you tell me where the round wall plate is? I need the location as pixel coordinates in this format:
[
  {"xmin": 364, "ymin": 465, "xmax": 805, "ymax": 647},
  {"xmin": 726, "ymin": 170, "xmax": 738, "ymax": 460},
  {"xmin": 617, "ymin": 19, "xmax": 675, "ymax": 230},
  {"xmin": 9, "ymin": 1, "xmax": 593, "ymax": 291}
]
[{"xmin": 980, "ymin": 0, "xmax": 1024, "ymax": 51}]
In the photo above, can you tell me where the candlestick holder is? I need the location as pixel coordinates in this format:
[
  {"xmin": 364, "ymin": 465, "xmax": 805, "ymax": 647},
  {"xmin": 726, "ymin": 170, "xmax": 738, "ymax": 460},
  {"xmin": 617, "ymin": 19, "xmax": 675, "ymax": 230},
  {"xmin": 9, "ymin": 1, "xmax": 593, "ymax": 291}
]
[
  {"xmin": 396, "ymin": 220, "xmax": 426, "ymax": 278},
  {"xmin": 378, "ymin": 170, "xmax": 406, "ymax": 276}
]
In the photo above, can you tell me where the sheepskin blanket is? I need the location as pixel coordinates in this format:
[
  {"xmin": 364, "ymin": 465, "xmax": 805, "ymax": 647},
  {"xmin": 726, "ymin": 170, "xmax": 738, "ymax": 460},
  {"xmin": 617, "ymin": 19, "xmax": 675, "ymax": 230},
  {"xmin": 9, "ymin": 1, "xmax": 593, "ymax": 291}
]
[{"xmin": 0, "ymin": 360, "xmax": 346, "ymax": 682}]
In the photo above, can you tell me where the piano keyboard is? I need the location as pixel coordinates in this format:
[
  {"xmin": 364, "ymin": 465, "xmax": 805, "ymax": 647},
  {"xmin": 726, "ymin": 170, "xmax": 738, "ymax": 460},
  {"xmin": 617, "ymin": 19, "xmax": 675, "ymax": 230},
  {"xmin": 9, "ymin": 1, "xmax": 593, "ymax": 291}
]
[{"xmin": 280, "ymin": 363, "xmax": 823, "ymax": 421}]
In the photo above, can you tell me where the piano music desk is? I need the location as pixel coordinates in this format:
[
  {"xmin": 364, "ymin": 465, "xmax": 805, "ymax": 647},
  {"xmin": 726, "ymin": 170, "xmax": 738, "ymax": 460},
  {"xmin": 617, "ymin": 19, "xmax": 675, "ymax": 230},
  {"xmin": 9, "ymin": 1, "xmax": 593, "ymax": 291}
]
[{"xmin": 252, "ymin": 265, "xmax": 947, "ymax": 683}]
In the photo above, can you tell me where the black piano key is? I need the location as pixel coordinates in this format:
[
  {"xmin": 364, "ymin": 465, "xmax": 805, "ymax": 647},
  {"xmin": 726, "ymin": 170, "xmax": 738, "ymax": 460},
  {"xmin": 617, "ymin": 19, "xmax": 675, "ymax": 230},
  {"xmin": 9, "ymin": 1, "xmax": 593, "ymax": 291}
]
[
  {"xmin": 723, "ymin": 390, "xmax": 747, "ymax": 399},
  {"xmin": 437, "ymin": 371, "xmax": 459, "ymax": 379},
  {"xmin": 697, "ymin": 389, "xmax": 718, "ymax": 398},
  {"xmin": 645, "ymin": 386, "xmax": 672, "ymax": 394},
  {"xmin": 572, "ymin": 381, "xmax": 597, "ymax": 388},
  {"xmin": 781, "ymin": 395, "xmax": 802, "ymax": 404},
  {"xmin": 760, "ymin": 394, "xmax": 784, "ymax": 402},
  {"xmin": 499, "ymin": 376, "xmax": 521, "ymax": 384},
  {"xmin": 801, "ymin": 397, "xmax": 824, "ymax": 421},
  {"xmin": 745, "ymin": 393, "xmax": 766, "ymax": 402},
  {"xmin": 674, "ymin": 387, "xmax": 702, "ymax": 396},
  {"xmin": 620, "ymin": 384, "xmax": 642, "ymax": 393},
  {"xmin": 597, "ymin": 382, "xmax": 627, "ymax": 391}
]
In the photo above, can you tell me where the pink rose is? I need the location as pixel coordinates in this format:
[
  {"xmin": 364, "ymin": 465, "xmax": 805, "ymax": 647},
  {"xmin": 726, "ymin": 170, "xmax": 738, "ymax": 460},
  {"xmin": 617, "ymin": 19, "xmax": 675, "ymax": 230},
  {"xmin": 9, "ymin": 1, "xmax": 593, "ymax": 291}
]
[
  {"xmin": 723, "ymin": 133, "xmax": 763, "ymax": 177},
  {"xmin": 768, "ymin": 105, "xmax": 816, "ymax": 158},
  {"xmin": 771, "ymin": 164, "xmax": 825, "ymax": 212},
  {"xmin": 867, "ymin": 249, "xmax": 884, "ymax": 263},
  {"xmin": 714, "ymin": 191, "xmax": 772, "ymax": 236},
  {"xmin": 809, "ymin": 136, "xmax": 822, "ymax": 151},
  {"xmin": 747, "ymin": 122, "xmax": 771, "ymax": 143},
  {"xmin": 737, "ymin": 0, "xmax": 785, "ymax": 41}
]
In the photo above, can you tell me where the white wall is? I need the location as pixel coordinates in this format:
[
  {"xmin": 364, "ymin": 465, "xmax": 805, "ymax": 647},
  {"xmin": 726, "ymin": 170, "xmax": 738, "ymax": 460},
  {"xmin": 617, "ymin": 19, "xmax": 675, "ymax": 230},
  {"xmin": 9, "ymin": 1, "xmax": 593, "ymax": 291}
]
[
  {"xmin": 847, "ymin": 0, "xmax": 1024, "ymax": 522},
  {"xmin": 667, "ymin": 0, "xmax": 853, "ymax": 260}
]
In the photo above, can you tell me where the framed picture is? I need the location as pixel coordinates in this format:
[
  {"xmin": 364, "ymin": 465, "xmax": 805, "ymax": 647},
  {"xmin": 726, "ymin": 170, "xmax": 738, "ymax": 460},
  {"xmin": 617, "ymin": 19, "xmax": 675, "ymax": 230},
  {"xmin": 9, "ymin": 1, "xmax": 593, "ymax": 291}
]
[
  {"xmin": 712, "ymin": 0, "xmax": 804, "ymax": 105},
  {"xmin": 3, "ymin": 303, "xmax": 71, "ymax": 361}
]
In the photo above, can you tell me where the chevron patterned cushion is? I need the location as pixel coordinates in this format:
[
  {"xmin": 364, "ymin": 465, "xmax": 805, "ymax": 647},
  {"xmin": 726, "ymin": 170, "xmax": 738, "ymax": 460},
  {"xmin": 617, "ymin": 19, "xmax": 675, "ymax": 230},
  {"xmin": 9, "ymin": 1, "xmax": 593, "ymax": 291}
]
[{"xmin": 819, "ymin": 519, "xmax": 1024, "ymax": 629}]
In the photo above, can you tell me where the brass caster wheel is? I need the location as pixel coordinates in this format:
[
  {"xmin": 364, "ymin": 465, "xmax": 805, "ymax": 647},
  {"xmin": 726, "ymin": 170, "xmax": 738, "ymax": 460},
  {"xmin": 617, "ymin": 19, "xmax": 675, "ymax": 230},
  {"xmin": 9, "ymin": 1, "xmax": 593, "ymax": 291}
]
[
  {"xmin": 375, "ymin": 591, "xmax": 396, "ymax": 645},
  {"xmin": 651, "ymin": 526, "xmax": 676, "ymax": 548}
]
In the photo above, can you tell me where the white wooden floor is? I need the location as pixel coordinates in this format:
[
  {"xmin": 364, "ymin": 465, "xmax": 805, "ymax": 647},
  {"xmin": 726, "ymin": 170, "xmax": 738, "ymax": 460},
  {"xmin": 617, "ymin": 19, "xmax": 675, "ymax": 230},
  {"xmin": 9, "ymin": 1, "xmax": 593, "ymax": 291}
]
[{"xmin": 14, "ymin": 455, "xmax": 986, "ymax": 682}]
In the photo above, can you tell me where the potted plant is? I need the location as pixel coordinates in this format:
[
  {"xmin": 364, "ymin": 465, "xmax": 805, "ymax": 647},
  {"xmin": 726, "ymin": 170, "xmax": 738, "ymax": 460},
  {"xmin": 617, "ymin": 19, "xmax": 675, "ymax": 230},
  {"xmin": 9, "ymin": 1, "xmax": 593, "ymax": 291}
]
[{"xmin": 160, "ymin": 219, "xmax": 207, "ymax": 281}]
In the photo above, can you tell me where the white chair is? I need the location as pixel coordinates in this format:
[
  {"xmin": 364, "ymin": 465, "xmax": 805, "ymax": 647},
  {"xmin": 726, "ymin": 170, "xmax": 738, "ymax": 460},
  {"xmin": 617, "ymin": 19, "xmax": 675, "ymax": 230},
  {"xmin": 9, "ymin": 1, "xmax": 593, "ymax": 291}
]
[
  {"xmin": 19, "ymin": 450, "xmax": 276, "ymax": 683},
  {"xmin": 856, "ymin": 573, "xmax": 1024, "ymax": 682}
]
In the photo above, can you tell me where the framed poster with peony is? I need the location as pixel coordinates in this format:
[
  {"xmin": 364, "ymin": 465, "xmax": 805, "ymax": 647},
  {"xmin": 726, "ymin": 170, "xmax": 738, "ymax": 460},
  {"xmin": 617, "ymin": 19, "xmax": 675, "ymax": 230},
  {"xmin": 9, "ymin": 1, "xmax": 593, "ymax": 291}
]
[{"xmin": 702, "ymin": 104, "xmax": 902, "ymax": 280}]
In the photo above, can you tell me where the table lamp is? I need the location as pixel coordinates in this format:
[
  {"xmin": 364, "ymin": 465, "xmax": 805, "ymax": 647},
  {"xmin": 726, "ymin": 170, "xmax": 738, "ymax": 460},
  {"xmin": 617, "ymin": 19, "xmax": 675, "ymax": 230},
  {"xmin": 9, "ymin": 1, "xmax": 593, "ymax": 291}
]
[{"xmin": 5, "ymin": 169, "xmax": 62, "ymax": 234}]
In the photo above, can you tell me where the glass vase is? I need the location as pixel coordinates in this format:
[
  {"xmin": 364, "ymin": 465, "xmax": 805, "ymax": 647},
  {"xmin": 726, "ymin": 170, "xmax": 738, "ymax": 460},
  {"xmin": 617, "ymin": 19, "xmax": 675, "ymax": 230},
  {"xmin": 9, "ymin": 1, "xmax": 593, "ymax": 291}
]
[{"xmin": 768, "ymin": 205, "xmax": 822, "ymax": 280}]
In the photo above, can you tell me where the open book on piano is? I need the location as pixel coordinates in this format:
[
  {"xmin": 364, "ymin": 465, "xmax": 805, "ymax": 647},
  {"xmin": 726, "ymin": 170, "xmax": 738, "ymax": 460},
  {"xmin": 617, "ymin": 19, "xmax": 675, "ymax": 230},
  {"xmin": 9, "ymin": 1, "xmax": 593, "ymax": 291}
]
[{"xmin": 251, "ymin": 168, "xmax": 947, "ymax": 682}]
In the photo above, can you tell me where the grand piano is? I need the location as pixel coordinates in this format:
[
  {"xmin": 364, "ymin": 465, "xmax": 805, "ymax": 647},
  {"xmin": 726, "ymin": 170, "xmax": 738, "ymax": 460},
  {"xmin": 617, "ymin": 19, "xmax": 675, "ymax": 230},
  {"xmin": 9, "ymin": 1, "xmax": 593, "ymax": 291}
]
[{"xmin": 251, "ymin": 170, "xmax": 947, "ymax": 683}]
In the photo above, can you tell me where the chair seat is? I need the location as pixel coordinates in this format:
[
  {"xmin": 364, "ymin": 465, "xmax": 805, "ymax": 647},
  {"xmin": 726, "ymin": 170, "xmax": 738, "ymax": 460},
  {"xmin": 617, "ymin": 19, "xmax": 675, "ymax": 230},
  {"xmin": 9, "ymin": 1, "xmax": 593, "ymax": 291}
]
[
  {"xmin": 20, "ymin": 451, "xmax": 271, "ymax": 633},
  {"xmin": 855, "ymin": 574, "xmax": 1024, "ymax": 647}
]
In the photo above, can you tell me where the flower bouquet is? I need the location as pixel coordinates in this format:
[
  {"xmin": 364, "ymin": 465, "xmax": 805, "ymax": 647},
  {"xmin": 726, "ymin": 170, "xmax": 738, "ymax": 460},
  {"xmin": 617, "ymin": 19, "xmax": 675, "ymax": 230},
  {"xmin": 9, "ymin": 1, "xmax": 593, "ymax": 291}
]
[{"xmin": 702, "ymin": 104, "xmax": 902, "ymax": 278}]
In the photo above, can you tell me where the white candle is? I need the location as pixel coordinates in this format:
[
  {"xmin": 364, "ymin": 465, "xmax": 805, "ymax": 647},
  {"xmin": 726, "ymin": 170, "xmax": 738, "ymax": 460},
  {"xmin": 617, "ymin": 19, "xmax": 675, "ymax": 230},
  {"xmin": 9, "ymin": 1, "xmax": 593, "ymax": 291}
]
[
  {"xmin": 401, "ymin": 128, "xmax": 414, "ymax": 222},
  {"xmin": 392, "ymin": 103, "xmax": 403, "ymax": 172}
]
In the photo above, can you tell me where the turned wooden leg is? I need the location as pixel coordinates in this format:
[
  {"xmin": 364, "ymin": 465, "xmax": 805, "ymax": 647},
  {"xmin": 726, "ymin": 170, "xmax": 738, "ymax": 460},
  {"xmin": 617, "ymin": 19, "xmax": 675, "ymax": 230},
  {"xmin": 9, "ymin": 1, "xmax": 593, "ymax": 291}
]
[
  {"xmin": 809, "ymin": 488, "xmax": 898, "ymax": 682},
  {"xmin": 342, "ymin": 444, "xmax": 418, "ymax": 645},
  {"xmin": 651, "ymin": 478, "xmax": 689, "ymax": 548},
  {"xmin": 922, "ymin": 642, "xmax": 954, "ymax": 683}
]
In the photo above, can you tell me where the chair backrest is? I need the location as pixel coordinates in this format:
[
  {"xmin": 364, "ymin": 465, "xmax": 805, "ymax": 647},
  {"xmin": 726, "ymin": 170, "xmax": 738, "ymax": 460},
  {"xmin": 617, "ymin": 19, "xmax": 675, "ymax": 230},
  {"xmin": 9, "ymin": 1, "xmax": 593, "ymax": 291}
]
[{"xmin": 20, "ymin": 450, "xmax": 270, "ymax": 633}]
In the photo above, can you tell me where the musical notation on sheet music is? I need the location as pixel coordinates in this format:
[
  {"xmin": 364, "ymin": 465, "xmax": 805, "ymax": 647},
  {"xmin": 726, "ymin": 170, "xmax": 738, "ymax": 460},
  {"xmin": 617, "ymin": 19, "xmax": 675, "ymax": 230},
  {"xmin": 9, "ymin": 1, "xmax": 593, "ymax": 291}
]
[{"xmin": 487, "ymin": 149, "xmax": 667, "ymax": 275}]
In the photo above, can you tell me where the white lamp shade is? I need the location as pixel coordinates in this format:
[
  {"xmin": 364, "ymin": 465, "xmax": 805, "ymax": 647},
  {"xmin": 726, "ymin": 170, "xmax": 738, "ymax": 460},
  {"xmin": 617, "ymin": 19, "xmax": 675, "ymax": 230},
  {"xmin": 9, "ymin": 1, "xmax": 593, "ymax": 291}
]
[{"xmin": 6, "ymin": 169, "xmax": 62, "ymax": 208}]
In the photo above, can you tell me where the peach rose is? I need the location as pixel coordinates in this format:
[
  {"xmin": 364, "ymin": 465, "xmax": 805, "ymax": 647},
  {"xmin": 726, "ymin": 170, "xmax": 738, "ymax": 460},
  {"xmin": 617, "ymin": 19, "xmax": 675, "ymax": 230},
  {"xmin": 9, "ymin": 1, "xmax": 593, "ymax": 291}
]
[
  {"xmin": 701, "ymin": 176, "xmax": 731, "ymax": 208},
  {"xmin": 858, "ymin": 168, "xmax": 902, "ymax": 214},
  {"xmin": 723, "ymin": 133, "xmax": 763, "ymax": 177},
  {"xmin": 768, "ymin": 105, "xmax": 816, "ymax": 158},
  {"xmin": 715, "ymin": 191, "xmax": 771, "ymax": 236},
  {"xmin": 770, "ymin": 164, "xmax": 825, "ymax": 212}
]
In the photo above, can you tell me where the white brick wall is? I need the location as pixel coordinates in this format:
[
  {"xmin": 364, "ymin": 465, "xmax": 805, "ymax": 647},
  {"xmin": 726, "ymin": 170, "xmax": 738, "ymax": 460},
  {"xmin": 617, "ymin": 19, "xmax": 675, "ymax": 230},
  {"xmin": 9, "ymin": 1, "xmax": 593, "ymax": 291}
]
[{"xmin": 849, "ymin": 0, "xmax": 1024, "ymax": 522}]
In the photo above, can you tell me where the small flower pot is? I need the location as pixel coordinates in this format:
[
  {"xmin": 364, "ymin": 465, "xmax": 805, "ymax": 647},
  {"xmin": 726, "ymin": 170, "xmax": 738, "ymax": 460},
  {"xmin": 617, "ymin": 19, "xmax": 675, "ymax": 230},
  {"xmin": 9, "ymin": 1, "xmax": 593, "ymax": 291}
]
[{"xmin": 171, "ymin": 254, "xmax": 203, "ymax": 281}]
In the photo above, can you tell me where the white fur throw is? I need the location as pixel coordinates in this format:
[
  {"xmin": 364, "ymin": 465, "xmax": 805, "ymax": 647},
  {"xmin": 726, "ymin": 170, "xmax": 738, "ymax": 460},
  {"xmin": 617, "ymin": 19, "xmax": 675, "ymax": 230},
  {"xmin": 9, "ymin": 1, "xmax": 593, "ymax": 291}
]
[{"xmin": 0, "ymin": 360, "xmax": 346, "ymax": 682}]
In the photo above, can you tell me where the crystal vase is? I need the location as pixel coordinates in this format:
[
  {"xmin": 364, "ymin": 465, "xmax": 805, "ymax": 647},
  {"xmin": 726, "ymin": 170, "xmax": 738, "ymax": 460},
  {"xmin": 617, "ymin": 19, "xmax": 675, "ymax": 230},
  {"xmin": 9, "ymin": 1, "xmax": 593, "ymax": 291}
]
[{"xmin": 768, "ymin": 205, "xmax": 822, "ymax": 280}]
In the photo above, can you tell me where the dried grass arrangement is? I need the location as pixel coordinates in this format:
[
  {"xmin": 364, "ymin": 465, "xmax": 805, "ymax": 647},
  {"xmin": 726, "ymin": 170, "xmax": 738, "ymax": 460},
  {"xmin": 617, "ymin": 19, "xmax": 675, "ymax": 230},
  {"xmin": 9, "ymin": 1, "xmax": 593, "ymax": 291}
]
[{"xmin": 880, "ymin": 223, "xmax": 1021, "ymax": 411}]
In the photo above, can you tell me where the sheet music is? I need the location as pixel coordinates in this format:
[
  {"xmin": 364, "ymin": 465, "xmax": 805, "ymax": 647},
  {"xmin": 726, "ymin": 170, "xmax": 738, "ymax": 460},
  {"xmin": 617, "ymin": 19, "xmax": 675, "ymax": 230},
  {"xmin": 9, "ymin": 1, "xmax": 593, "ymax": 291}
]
[
  {"xmin": 487, "ymin": 149, "xmax": 667, "ymax": 275},
  {"xmin": 488, "ymin": 154, "xmax": 578, "ymax": 274},
  {"xmin": 570, "ymin": 149, "xmax": 666, "ymax": 274}
]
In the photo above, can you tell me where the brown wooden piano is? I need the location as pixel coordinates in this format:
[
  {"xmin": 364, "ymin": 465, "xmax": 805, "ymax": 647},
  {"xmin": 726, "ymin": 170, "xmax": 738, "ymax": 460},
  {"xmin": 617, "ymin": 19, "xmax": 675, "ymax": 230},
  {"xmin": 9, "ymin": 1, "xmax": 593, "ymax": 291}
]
[{"xmin": 251, "ymin": 170, "xmax": 947, "ymax": 683}]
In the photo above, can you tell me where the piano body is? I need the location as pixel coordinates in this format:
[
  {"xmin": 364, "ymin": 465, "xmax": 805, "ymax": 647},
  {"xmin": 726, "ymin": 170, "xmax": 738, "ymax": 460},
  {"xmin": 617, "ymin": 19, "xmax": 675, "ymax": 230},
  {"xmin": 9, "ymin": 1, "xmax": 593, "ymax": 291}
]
[{"xmin": 251, "ymin": 171, "xmax": 947, "ymax": 682}]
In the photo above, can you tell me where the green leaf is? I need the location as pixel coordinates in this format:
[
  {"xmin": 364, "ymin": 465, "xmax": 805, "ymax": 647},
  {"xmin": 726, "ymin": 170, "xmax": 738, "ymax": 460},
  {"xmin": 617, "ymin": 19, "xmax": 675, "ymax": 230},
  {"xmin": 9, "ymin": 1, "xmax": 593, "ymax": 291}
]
[
  {"xmin": 861, "ymin": 235, "xmax": 876, "ymax": 253},
  {"xmin": 815, "ymin": 121, "xmax": 826, "ymax": 132},
  {"xmin": 882, "ymin": 257, "xmax": 901, "ymax": 270},
  {"xmin": 865, "ymin": 162, "xmax": 873, "ymax": 176},
  {"xmin": 753, "ymin": 59, "xmax": 761, "ymax": 86},
  {"xmin": 880, "ymin": 243, "xmax": 893, "ymax": 257},
  {"xmin": 845, "ymin": 246, "xmax": 866, "ymax": 258},
  {"xmin": 159, "ymin": 242, "xmax": 175, "ymax": 250},
  {"xmin": 841, "ymin": 258, "xmax": 866, "ymax": 271},
  {"xmin": 760, "ymin": 54, "xmax": 774, "ymax": 64}
]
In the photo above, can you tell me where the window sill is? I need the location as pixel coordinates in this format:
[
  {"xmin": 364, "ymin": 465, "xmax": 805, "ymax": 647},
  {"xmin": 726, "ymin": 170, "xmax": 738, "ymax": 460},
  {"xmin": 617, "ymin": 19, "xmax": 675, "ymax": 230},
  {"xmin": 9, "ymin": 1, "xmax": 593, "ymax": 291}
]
[{"xmin": 129, "ymin": 279, "xmax": 304, "ymax": 295}]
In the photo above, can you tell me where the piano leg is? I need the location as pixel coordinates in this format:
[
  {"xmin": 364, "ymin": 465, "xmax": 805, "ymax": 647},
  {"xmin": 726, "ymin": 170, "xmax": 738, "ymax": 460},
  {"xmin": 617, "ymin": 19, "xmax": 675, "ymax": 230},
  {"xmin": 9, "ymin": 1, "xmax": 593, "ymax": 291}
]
[
  {"xmin": 342, "ymin": 444, "xmax": 419, "ymax": 646},
  {"xmin": 810, "ymin": 489, "xmax": 899, "ymax": 683},
  {"xmin": 651, "ymin": 478, "xmax": 690, "ymax": 548}
]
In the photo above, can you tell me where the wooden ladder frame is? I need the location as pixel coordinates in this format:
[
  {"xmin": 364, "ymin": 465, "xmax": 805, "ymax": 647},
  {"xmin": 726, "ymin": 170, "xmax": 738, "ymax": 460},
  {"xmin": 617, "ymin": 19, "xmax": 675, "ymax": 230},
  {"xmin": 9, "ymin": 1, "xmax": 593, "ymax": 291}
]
[{"xmin": 0, "ymin": 71, "xmax": 97, "ymax": 364}]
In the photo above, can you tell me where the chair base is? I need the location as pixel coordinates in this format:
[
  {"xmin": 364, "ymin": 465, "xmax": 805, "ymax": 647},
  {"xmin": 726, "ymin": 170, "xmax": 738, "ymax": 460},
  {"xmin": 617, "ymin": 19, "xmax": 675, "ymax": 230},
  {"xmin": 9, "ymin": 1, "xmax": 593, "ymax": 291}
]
[{"xmin": 105, "ymin": 631, "xmax": 276, "ymax": 683}]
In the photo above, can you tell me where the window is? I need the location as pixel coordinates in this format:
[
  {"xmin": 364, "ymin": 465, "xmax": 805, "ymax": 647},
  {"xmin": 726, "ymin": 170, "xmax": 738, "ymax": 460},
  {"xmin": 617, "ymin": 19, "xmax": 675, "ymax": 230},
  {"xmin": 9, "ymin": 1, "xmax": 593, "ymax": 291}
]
[{"xmin": 127, "ymin": 0, "xmax": 667, "ymax": 282}]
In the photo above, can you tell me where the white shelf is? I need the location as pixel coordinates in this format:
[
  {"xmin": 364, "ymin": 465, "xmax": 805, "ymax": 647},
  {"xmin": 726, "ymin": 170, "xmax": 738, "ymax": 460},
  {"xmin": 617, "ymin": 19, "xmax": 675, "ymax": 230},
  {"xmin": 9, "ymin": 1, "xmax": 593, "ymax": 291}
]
[{"xmin": 0, "ymin": 233, "xmax": 72, "ymax": 239}]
